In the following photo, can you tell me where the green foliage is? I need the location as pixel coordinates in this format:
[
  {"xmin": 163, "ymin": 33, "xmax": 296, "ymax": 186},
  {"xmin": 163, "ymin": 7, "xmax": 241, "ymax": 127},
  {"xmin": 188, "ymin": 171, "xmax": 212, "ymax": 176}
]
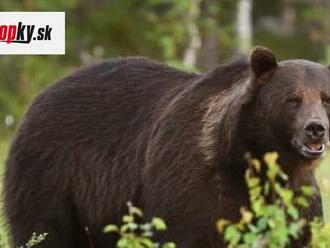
[
  {"xmin": 310, "ymin": 219, "xmax": 330, "ymax": 248},
  {"xmin": 0, "ymin": 231, "xmax": 47, "ymax": 248},
  {"xmin": 17, "ymin": 233, "xmax": 47, "ymax": 248},
  {"xmin": 0, "ymin": 230, "xmax": 9, "ymax": 248},
  {"xmin": 103, "ymin": 202, "xmax": 175, "ymax": 248},
  {"xmin": 218, "ymin": 152, "xmax": 314, "ymax": 248}
]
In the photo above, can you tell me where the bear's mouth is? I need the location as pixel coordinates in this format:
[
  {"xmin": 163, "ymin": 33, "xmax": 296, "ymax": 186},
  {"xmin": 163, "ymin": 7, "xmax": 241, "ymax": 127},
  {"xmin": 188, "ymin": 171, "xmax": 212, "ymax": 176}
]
[{"xmin": 297, "ymin": 143, "xmax": 325, "ymax": 159}]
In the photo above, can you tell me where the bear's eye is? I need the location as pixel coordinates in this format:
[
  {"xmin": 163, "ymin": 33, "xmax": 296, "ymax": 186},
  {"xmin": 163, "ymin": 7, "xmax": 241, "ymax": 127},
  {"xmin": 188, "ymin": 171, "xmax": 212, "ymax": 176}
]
[
  {"xmin": 285, "ymin": 97, "xmax": 302, "ymax": 106},
  {"xmin": 322, "ymin": 96, "xmax": 330, "ymax": 106}
]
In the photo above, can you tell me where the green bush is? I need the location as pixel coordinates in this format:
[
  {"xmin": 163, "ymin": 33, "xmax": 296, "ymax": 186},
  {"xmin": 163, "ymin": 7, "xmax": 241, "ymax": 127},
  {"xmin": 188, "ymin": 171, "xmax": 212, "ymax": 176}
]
[
  {"xmin": 310, "ymin": 219, "xmax": 330, "ymax": 248},
  {"xmin": 103, "ymin": 202, "xmax": 175, "ymax": 248},
  {"xmin": 218, "ymin": 152, "xmax": 330, "ymax": 248},
  {"xmin": 0, "ymin": 231, "xmax": 46, "ymax": 248}
]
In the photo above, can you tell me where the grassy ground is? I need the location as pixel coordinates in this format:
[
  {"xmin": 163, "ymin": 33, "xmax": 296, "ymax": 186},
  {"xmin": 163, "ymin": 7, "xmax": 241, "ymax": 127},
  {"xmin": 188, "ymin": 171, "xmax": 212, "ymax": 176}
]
[{"xmin": 0, "ymin": 138, "xmax": 329, "ymax": 244}]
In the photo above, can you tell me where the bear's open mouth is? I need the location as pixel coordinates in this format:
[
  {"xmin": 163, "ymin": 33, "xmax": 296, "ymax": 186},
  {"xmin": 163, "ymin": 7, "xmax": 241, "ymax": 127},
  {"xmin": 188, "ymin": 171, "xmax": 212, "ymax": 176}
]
[{"xmin": 298, "ymin": 143, "xmax": 325, "ymax": 159}]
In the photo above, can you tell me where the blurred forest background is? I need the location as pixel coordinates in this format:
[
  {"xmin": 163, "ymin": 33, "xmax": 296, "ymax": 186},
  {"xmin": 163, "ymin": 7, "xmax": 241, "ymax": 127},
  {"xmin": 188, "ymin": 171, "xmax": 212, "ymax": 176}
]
[{"xmin": 0, "ymin": 0, "xmax": 329, "ymax": 222}]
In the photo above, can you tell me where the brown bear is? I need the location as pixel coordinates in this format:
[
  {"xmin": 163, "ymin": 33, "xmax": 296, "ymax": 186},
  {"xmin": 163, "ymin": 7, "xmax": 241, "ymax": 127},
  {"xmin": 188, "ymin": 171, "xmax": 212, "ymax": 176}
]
[{"xmin": 4, "ymin": 47, "xmax": 329, "ymax": 248}]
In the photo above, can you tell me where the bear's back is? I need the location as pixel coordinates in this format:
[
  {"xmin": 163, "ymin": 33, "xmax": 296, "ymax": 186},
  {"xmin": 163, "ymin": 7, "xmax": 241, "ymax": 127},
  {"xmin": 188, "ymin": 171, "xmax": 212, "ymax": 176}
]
[{"xmin": 17, "ymin": 58, "xmax": 199, "ymax": 148}]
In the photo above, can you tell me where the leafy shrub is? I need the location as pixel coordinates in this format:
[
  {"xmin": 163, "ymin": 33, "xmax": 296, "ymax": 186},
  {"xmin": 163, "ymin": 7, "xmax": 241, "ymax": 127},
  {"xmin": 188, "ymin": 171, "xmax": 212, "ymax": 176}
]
[
  {"xmin": 17, "ymin": 233, "xmax": 47, "ymax": 248},
  {"xmin": 103, "ymin": 202, "xmax": 175, "ymax": 248},
  {"xmin": 217, "ymin": 152, "xmax": 314, "ymax": 248},
  {"xmin": 0, "ymin": 231, "xmax": 46, "ymax": 248},
  {"xmin": 310, "ymin": 219, "xmax": 330, "ymax": 248}
]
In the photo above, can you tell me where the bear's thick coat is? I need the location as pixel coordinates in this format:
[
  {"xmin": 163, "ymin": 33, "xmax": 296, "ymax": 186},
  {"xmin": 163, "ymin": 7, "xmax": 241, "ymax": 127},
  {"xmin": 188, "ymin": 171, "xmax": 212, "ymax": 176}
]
[{"xmin": 4, "ymin": 47, "xmax": 327, "ymax": 248}]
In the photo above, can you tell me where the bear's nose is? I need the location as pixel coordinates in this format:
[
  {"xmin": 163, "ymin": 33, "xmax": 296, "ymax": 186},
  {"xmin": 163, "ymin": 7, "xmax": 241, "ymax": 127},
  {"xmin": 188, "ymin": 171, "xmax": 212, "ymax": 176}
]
[{"xmin": 304, "ymin": 121, "xmax": 326, "ymax": 139}]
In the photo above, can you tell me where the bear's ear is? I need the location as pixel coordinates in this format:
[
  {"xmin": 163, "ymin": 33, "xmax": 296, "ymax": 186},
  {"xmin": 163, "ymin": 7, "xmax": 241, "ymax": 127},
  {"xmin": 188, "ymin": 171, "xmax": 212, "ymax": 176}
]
[{"xmin": 250, "ymin": 46, "xmax": 277, "ymax": 79}]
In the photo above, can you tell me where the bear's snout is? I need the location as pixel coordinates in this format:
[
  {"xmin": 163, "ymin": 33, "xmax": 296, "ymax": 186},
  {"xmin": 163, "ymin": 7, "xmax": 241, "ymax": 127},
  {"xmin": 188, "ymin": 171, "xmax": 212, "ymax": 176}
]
[
  {"xmin": 304, "ymin": 120, "xmax": 327, "ymax": 140},
  {"xmin": 293, "ymin": 117, "xmax": 329, "ymax": 159}
]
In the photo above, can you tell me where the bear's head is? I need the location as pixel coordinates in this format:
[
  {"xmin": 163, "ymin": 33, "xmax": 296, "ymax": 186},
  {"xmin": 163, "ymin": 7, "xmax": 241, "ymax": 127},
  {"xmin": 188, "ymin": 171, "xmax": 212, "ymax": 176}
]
[{"xmin": 244, "ymin": 47, "xmax": 330, "ymax": 171}]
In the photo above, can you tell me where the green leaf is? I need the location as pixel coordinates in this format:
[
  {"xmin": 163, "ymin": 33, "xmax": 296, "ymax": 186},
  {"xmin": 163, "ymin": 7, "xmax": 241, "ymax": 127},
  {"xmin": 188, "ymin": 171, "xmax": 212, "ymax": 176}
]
[
  {"xmin": 281, "ymin": 189, "xmax": 293, "ymax": 203},
  {"xmin": 217, "ymin": 219, "xmax": 230, "ymax": 233},
  {"xmin": 247, "ymin": 177, "xmax": 260, "ymax": 188},
  {"xmin": 122, "ymin": 215, "xmax": 134, "ymax": 223},
  {"xmin": 127, "ymin": 222, "xmax": 138, "ymax": 231},
  {"xmin": 243, "ymin": 233, "xmax": 257, "ymax": 244},
  {"xmin": 250, "ymin": 186, "xmax": 262, "ymax": 199},
  {"xmin": 142, "ymin": 231, "xmax": 153, "ymax": 237},
  {"xmin": 295, "ymin": 196, "xmax": 309, "ymax": 208},
  {"xmin": 140, "ymin": 238, "xmax": 154, "ymax": 247},
  {"xmin": 130, "ymin": 206, "xmax": 144, "ymax": 217},
  {"xmin": 120, "ymin": 224, "xmax": 129, "ymax": 233},
  {"xmin": 288, "ymin": 220, "xmax": 305, "ymax": 238},
  {"xmin": 256, "ymin": 217, "xmax": 268, "ymax": 231},
  {"xmin": 264, "ymin": 182, "xmax": 270, "ymax": 195},
  {"xmin": 287, "ymin": 206, "xmax": 299, "ymax": 220},
  {"xmin": 162, "ymin": 242, "xmax": 176, "ymax": 248},
  {"xmin": 103, "ymin": 224, "xmax": 119, "ymax": 233},
  {"xmin": 117, "ymin": 238, "xmax": 128, "ymax": 248},
  {"xmin": 152, "ymin": 217, "xmax": 167, "ymax": 231},
  {"xmin": 301, "ymin": 186, "xmax": 315, "ymax": 196},
  {"xmin": 224, "ymin": 226, "xmax": 241, "ymax": 244},
  {"xmin": 240, "ymin": 208, "xmax": 253, "ymax": 224}
]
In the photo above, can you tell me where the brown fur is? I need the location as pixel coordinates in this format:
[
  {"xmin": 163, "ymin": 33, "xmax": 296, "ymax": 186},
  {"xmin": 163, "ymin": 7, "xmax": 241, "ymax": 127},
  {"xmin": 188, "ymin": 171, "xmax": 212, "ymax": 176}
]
[{"xmin": 4, "ymin": 47, "xmax": 329, "ymax": 247}]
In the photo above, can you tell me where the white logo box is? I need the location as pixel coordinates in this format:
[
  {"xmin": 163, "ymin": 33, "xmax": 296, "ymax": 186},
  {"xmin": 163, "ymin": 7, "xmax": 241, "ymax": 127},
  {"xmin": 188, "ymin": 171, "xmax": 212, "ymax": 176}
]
[{"xmin": 0, "ymin": 12, "xmax": 65, "ymax": 55}]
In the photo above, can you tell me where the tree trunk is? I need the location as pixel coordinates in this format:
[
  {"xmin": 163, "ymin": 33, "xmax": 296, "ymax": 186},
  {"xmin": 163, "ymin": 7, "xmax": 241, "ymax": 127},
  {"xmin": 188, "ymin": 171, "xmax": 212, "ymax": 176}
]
[
  {"xmin": 281, "ymin": 0, "xmax": 296, "ymax": 35},
  {"xmin": 183, "ymin": 0, "xmax": 202, "ymax": 68},
  {"xmin": 236, "ymin": 0, "xmax": 253, "ymax": 54},
  {"xmin": 198, "ymin": 0, "xmax": 219, "ymax": 70},
  {"xmin": 199, "ymin": 33, "xmax": 219, "ymax": 70}
]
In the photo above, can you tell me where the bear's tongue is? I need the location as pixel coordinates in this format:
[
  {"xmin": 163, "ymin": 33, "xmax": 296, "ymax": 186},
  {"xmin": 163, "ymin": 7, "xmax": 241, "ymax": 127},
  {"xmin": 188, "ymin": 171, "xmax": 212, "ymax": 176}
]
[{"xmin": 306, "ymin": 143, "xmax": 322, "ymax": 151}]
